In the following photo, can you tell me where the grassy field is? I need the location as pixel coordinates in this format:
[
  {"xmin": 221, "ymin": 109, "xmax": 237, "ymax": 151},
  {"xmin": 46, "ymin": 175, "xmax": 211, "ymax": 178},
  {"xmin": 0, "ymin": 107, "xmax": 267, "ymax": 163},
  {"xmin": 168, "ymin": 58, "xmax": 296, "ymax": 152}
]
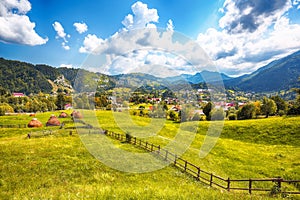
[{"xmin": 0, "ymin": 111, "xmax": 299, "ymax": 199}]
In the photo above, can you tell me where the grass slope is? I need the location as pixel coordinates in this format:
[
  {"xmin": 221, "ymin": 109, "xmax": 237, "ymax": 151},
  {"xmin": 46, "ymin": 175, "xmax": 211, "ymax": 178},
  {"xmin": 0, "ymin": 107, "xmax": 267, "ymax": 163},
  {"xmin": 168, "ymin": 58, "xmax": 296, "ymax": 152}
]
[{"xmin": 0, "ymin": 111, "xmax": 299, "ymax": 199}]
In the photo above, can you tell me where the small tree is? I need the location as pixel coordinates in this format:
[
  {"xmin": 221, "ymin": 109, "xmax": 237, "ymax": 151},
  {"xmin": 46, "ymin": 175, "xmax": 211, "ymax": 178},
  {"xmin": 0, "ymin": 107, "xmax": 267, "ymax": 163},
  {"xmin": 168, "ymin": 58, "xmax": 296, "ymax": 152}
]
[
  {"xmin": 238, "ymin": 103, "xmax": 256, "ymax": 120},
  {"xmin": 261, "ymin": 97, "xmax": 277, "ymax": 118},
  {"xmin": 203, "ymin": 102, "xmax": 213, "ymax": 121},
  {"xmin": 56, "ymin": 93, "xmax": 66, "ymax": 110},
  {"xmin": 210, "ymin": 108, "xmax": 225, "ymax": 121},
  {"xmin": 271, "ymin": 96, "xmax": 287, "ymax": 114}
]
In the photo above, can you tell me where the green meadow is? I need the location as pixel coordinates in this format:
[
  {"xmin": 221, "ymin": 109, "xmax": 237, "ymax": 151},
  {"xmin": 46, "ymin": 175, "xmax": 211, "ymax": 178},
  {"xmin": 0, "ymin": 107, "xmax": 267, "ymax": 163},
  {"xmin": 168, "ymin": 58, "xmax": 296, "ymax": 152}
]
[{"xmin": 0, "ymin": 111, "xmax": 299, "ymax": 199}]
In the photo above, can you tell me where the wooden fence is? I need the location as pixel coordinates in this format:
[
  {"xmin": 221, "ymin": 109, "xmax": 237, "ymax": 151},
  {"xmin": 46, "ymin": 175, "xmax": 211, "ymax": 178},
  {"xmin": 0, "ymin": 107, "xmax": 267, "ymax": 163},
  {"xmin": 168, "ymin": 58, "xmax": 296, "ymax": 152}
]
[
  {"xmin": 99, "ymin": 130, "xmax": 300, "ymax": 195},
  {"xmin": 0, "ymin": 124, "xmax": 27, "ymax": 128}
]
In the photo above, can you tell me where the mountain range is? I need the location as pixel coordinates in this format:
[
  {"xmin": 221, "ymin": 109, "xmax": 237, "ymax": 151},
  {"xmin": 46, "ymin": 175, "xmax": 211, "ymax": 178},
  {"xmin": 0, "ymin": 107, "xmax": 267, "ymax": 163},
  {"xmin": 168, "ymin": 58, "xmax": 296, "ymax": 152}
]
[
  {"xmin": 224, "ymin": 50, "xmax": 300, "ymax": 92},
  {"xmin": 0, "ymin": 50, "xmax": 299, "ymax": 94}
]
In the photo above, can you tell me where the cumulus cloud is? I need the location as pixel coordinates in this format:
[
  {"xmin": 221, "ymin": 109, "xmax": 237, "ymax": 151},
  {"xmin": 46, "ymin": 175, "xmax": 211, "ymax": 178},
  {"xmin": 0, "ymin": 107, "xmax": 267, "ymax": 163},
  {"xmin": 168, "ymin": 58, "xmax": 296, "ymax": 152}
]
[
  {"xmin": 60, "ymin": 64, "xmax": 73, "ymax": 68},
  {"xmin": 0, "ymin": 0, "xmax": 48, "ymax": 45},
  {"xmin": 79, "ymin": 2, "xmax": 213, "ymax": 76},
  {"xmin": 53, "ymin": 21, "xmax": 69, "ymax": 41},
  {"xmin": 197, "ymin": 0, "xmax": 300, "ymax": 76},
  {"xmin": 80, "ymin": 28, "xmax": 212, "ymax": 76},
  {"xmin": 293, "ymin": 0, "xmax": 300, "ymax": 9},
  {"xmin": 62, "ymin": 42, "xmax": 70, "ymax": 50},
  {"xmin": 122, "ymin": 1, "xmax": 159, "ymax": 30},
  {"xmin": 166, "ymin": 19, "xmax": 174, "ymax": 32},
  {"xmin": 79, "ymin": 34, "xmax": 106, "ymax": 53},
  {"xmin": 106, "ymin": 49, "xmax": 195, "ymax": 77},
  {"xmin": 219, "ymin": 0, "xmax": 291, "ymax": 33},
  {"xmin": 53, "ymin": 21, "xmax": 71, "ymax": 50},
  {"xmin": 73, "ymin": 22, "xmax": 88, "ymax": 34}
]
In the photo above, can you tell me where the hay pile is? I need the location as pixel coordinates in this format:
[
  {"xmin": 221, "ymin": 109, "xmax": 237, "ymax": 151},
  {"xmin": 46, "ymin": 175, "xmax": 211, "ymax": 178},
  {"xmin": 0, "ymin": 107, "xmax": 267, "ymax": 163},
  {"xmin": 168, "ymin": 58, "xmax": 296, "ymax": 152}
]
[
  {"xmin": 71, "ymin": 111, "xmax": 83, "ymax": 119},
  {"xmin": 28, "ymin": 118, "xmax": 43, "ymax": 128},
  {"xmin": 46, "ymin": 115, "xmax": 60, "ymax": 126},
  {"xmin": 59, "ymin": 112, "xmax": 68, "ymax": 118}
]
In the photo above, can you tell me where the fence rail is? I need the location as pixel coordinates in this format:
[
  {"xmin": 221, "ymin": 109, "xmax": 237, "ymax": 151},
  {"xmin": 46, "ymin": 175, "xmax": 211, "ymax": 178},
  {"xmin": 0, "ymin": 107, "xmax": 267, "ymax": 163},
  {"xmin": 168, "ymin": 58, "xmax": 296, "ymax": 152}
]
[
  {"xmin": 100, "ymin": 129, "xmax": 300, "ymax": 195},
  {"xmin": 0, "ymin": 124, "xmax": 27, "ymax": 128}
]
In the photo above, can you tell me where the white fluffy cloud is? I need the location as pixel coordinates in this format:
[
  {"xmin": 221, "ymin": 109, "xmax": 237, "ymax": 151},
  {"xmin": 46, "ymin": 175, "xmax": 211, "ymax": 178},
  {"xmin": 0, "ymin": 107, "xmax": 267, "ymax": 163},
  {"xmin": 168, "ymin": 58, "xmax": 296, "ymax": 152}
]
[
  {"xmin": 293, "ymin": 0, "xmax": 300, "ymax": 9},
  {"xmin": 0, "ymin": 0, "xmax": 48, "ymax": 45},
  {"xmin": 73, "ymin": 22, "xmax": 88, "ymax": 34},
  {"xmin": 79, "ymin": 34, "xmax": 106, "ymax": 53},
  {"xmin": 62, "ymin": 42, "xmax": 70, "ymax": 50},
  {"xmin": 79, "ymin": 2, "xmax": 213, "ymax": 76},
  {"xmin": 197, "ymin": 0, "xmax": 300, "ymax": 76},
  {"xmin": 60, "ymin": 64, "xmax": 73, "ymax": 68},
  {"xmin": 52, "ymin": 21, "xmax": 70, "ymax": 50},
  {"xmin": 122, "ymin": 1, "xmax": 159, "ymax": 30},
  {"xmin": 166, "ymin": 19, "xmax": 174, "ymax": 32},
  {"xmin": 53, "ymin": 21, "xmax": 69, "ymax": 41}
]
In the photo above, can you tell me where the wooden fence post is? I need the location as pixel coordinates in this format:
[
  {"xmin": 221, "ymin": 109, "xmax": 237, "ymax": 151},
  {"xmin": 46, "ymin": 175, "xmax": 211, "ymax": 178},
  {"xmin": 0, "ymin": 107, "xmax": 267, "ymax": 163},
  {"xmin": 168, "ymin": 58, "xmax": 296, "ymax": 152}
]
[
  {"xmin": 197, "ymin": 167, "xmax": 200, "ymax": 180},
  {"xmin": 210, "ymin": 173, "xmax": 213, "ymax": 186},
  {"xmin": 174, "ymin": 155, "xmax": 177, "ymax": 165},
  {"xmin": 227, "ymin": 178, "xmax": 230, "ymax": 191},
  {"xmin": 157, "ymin": 145, "xmax": 160, "ymax": 154},
  {"xmin": 165, "ymin": 150, "xmax": 169, "ymax": 160},
  {"xmin": 134, "ymin": 137, "xmax": 136, "ymax": 145},
  {"xmin": 151, "ymin": 143, "xmax": 154, "ymax": 151},
  {"xmin": 184, "ymin": 160, "xmax": 188, "ymax": 171},
  {"xmin": 145, "ymin": 142, "xmax": 148, "ymax": 150},
  {"xmin": 277, "ymin": 177, "xmax": 282, "ymax": 192},
  {"xmin": 249, "ymin": 179, "xmax": 252, "ymax": 194}
]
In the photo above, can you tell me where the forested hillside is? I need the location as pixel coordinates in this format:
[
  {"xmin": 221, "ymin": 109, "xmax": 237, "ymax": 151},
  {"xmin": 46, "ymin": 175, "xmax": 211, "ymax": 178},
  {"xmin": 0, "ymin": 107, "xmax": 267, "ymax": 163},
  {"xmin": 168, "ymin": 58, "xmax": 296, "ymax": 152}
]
[{"xmin": 0, "ymin": 58, "xmax": 52, "ymax": 94}]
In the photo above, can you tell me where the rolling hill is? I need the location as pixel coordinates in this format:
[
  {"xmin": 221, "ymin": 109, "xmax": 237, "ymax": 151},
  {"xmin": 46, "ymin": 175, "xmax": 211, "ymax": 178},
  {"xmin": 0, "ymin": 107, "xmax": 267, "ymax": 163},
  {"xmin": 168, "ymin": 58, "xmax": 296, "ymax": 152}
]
[
  {"xmin": 0, "ymin": 49, "xmax": 299, "ymax": 94},
  {"xmin": 224, "ymin": 50, "xmax": 300, "ymax": 92}
]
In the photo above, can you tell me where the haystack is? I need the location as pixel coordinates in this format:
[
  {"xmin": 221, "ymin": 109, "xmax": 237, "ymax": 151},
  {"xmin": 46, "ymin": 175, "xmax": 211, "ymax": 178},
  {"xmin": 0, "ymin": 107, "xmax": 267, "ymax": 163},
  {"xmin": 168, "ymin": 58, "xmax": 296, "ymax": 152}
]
[
  {"xmin": 71, "ymin": 111, "xmax": 83, "ymax": 119},
  {"xmin": 28, "ymin": 118, "xmax": 43, "ymax": 128},
  {"xmin": 46, "ymin": 115, "xmax": 60, "ymax": 126},
  {"xmin": 59, "ymin": 112, "xmax": 68, "ymax": 118}
]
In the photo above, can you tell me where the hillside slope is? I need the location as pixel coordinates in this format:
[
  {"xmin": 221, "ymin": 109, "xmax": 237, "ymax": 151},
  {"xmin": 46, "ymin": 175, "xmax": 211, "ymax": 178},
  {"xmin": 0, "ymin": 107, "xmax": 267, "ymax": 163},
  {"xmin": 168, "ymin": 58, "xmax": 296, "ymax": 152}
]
[
  {"xmin": 0, "ymin": 58, "xmax": 52, "ymax": 94},
  {"xmin": 225, "ymin": 50, "xmax": 300, "ymax": 92}
]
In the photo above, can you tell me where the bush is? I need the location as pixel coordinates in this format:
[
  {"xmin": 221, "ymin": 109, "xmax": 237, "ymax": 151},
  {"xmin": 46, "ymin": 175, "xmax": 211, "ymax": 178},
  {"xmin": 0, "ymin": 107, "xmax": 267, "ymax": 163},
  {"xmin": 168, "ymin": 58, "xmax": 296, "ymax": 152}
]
[
  {"xmin": 238, "ymin": 103, "xmax": 256, "ymax": 120},
  {"xmin": 167, "ymin": 110, "xmax": 177, "ymax": 121},
  {"xmin": 287, "ymin": 106, "xmax": 300, "ymax": 115},
  {"xmin": 191, "ymin": 113, "xmax": 201, "ymax": 121},
  {"xmin": 106, "ymin": 104, "xmax": 112, "ymax": 110},
  {"xmin": 228, "ymin": 114, "xmax": 237, "ymax": 120},
  {"xmin": 278, "ymin": 110, "xmax": 285, "ymax": 117},
  {"xmin": 199, "ymin": 115, "xmax": 206, "ymax": 121},
  {"xmin": 210, "ymin": 108, "xmax": 225, "ymax": 121},
  {"xmin": 0, "ymin": 103, "xmax": 14, "ymax": 116}
]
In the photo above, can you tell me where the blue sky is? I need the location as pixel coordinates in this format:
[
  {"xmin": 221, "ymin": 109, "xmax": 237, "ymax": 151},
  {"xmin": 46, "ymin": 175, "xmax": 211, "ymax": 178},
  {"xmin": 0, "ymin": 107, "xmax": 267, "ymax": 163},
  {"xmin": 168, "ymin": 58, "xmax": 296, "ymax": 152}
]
[{"xmin": 0, "ymin": 0, "xmax": 300, "ymax": 76}]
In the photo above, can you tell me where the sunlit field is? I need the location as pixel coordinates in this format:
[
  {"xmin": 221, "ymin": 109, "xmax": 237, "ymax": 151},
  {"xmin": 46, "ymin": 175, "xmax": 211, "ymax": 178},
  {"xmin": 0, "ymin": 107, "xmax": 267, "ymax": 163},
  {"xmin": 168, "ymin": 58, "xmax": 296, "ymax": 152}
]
[{"xmin": 0, "ymin": 110, "xmax": 299, "ymax": 199}]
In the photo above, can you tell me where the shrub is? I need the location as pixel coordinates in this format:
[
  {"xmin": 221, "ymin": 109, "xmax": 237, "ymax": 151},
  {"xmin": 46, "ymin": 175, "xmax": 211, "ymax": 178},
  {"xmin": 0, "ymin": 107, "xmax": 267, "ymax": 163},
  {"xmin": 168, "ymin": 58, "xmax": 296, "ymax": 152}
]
[
  {"xmin": 238, "ymin": 103, "xmax": 256, "ymax": 120},
  {"xmin": 191, "ymin": 113, "xmax": 201, "ymax": 121},
  {"xmin": 278, "ymin": 110, "xmax": 285, "ymax": 117},
  {"xmin": 106, "ymin": 104, "xmax": 112, "ymax": 110},
  {"xmin": 210, "ymin": 108, "xmax": 225, "ymax": 121},
  {"xmin": 0, "ymin": 103, "xmax": 14, "ymax": 116},
  {"xmin": 228, "ymin": 114, "xmax": 237, "ymax": 120},
  {"xmin": 167, "ymin": 110, "xmax": 177, "ymax": 121},
  {"xmin": 287, "ymin": 105, "xmax": 300, "ymax": 115}
]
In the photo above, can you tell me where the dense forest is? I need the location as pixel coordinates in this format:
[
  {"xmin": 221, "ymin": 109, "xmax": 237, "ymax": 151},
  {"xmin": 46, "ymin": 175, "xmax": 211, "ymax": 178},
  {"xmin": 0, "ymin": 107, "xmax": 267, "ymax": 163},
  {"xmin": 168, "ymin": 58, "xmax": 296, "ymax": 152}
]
[{"xmin": 0, "ymin": 58, "xmax": 53, "ymax": 94}]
